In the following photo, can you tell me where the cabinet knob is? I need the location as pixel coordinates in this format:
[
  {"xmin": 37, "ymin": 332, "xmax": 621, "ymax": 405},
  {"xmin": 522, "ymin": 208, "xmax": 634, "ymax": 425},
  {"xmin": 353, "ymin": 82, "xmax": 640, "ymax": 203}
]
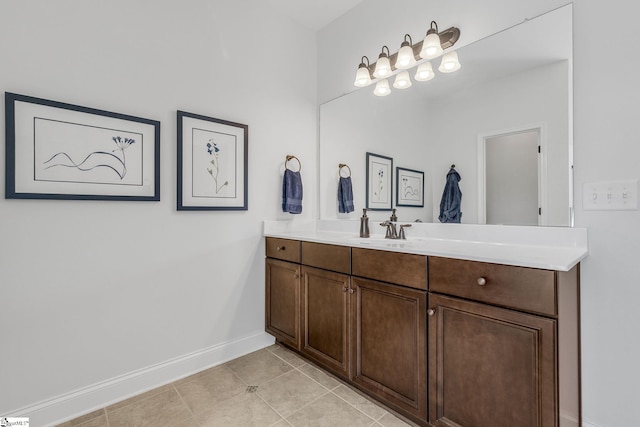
[
  {"xmin": 477, "ymin": 277, "xmax": 487, "ymax": 286},
  {"xmin": 349, "ymin": 289, "xmax": 355, "ymax": 294},
  {"xmin": 293, "ymin": 273, "xmax": 299, "ymax": 279},
  {"xmin": 343, "ymin": 286, "xmax": 348, "ymax": 292},
  {"xmin": 277, "ymin": 246, "xmax": 285, "ymax": 251},
  {"xmin": 427, "ymin": 308, "xmax": 436, "ymax": 316}
]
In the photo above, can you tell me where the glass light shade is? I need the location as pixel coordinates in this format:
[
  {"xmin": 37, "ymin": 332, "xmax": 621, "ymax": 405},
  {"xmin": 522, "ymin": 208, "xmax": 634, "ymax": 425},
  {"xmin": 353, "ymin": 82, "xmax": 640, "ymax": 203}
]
[
  {"xmin": 438, "ymin": 51, "xmax": 461, "ymax": 73},
  {"xmin": 419, "ymin": 32, "xmax": 443, "ymax": 59},
  {"xmin": 393, "ymin": 71, "xmax": 412, "ymax": 89},
  {"xmin": 414, "ymin": 62, "xmax": 435, "ymax": 81},
  {"xmin": 354, "ymin": 65, "xmax": 372, "ymax": 87},
  {"xmin": 373, "ymin": 56, "xmax": 392, "ymax": 78},
  {"xmin": 395, "ymin": 44, "xmax": 417, "ymax": 69},
  {"xmin": 373, "ymin": 79, "xmax": 391, "ymax": 96}
]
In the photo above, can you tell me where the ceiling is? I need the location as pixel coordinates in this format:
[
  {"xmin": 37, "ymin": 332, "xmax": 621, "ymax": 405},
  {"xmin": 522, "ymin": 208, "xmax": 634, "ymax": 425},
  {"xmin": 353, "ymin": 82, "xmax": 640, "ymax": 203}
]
[{"xmin": 264, "ymin": 0, "xmax": 364, "ymax": 31}]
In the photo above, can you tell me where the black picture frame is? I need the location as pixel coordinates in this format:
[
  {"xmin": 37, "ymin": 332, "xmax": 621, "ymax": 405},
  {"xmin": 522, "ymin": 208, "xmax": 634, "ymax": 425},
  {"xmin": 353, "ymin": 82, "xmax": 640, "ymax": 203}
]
[
  {"xmin": 5, "ymin": 92, "xmax": 160, "ymax": 201},
  {"xmin": 177, "ymin": 110, "xmax": 248, "ymax": 211},
  {"xmin": 396, "ymin": 167, "xmax": 425, "ymax": 207},
  {"xmin": 366, "ymin": 152, "xmax": 393, "ymax": 211}
]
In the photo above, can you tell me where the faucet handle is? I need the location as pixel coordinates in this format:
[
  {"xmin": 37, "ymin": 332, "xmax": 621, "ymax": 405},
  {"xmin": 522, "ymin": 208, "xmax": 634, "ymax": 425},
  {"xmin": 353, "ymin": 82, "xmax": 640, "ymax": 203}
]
[{"xmin": 399, "ymin": 224, "xmax": 412, "ymax": 240}]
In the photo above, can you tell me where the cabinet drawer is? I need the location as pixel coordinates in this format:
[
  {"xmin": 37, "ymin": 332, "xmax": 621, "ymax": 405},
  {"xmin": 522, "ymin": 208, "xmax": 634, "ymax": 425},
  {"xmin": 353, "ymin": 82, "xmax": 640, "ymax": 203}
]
[
  {"xmin": 266, "ymin": 237, "xmax": 301, "ymax": 263},
  {"xmin": 352, "ymin": 248, "xmax": 427, "ymax": 290},
  {"xmin": 302, "ymin": 241, "xmax": 351, "ymax": 274},
  {"xmin": 429, "ymin": 256, "xmax": 556, "ymax": 316}
]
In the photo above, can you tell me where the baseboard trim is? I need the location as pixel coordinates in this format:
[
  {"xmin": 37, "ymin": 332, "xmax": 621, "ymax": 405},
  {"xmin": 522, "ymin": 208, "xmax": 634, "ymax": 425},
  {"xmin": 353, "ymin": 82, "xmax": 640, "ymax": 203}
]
[{"xmin": 7, "ymin": 331, "xmax": 274, "ymax": 427}]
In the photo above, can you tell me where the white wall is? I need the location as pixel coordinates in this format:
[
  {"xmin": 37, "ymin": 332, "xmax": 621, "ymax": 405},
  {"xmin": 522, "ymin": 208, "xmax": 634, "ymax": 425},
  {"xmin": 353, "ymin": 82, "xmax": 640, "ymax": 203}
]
[
  {"xmin": 319, "ymin": 1, "xmax": 640, "ymax": 426},
  {"xmin": 0, "ymin": 0, "xmax": 316, "ymax": 424}
]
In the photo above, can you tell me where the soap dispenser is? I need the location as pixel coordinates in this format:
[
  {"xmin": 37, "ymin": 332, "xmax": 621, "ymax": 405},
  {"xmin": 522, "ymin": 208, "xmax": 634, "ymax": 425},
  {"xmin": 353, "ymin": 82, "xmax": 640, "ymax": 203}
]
[{"xmin": 360, "ymin": 208, "xmax": 370, "ymax": 238}]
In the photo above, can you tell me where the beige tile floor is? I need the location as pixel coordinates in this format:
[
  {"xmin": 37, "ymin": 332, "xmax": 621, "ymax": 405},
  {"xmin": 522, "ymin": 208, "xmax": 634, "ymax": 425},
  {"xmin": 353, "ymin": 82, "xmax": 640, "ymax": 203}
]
[{"xmin": 56, "ymin": 344, "xmax": 418, "ymax": 427}]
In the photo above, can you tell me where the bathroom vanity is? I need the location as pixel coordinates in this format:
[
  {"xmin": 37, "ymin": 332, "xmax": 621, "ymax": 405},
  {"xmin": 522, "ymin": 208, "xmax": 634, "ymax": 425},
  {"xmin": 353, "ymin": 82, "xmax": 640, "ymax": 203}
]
[{"xmin": 264, "ymin": 220, "xmax": 586, "ymax": 427}]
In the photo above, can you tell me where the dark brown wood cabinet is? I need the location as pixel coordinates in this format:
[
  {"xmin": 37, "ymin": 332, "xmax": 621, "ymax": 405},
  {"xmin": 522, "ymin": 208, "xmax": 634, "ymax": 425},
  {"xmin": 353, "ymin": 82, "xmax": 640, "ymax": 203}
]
[
  {"xmin": 265, "ymin": 238, "xmax": 302, "ymax": 351},
  {"xmin": 351, "ymin": 276, "xmax": 427, "ymax": 422},
  {"xmin": 428, "ymin": 257, "xmax": 581, "ymax": 427},
  {"xmin": 265, "ymin": 238, "xmax": 580, "ymax": 427},
  {"xmin": 301, "ymin": 266, "xmax": 350, "ymax": 377},
  {"xmin": 428, "ymin": 293, "xmax": 556, "ymax": 427},
  {"xmin": 265, "ymin": 258, "xmax": 302, "ymax": 350}
]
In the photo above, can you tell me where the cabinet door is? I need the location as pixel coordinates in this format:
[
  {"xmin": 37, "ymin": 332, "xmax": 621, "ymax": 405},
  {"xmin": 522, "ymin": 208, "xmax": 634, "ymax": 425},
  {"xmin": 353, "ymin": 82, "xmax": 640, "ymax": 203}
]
[
  {"xmin": 301, "ymin": 266, "xmax": 350, "ymax": 377},
  {"xmin": 351, "ymin": 277, "xmax": 427, "ymax": 422},
  {"xmin": 428, "ymin": 293, "xmax": 557, "ymax": 427},
  {"xmin": 266, "ymin": 258, "xmax": 301, "ymax": 350}
]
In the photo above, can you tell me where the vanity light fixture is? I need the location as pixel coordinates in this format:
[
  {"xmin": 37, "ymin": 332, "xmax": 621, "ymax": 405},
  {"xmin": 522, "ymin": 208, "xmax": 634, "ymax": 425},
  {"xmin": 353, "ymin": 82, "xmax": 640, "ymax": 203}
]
[
  {"xmin": 414, "ymin": 61, "xmax": 435, "ymax": 81},
  {"xmin": 373, "ymin": 79, "xmax": 391, "ymax": 96},
  {"xmin": 354, "ymin": 56, "xmax": 372, "ymax": 87},
  {"xmin": 373, "ymin": 46, "xmax": 392, "ymax": 78},
  {"xmin": 353, "ymin": 21, "xmax": 461, "ymax": 96},
  {"xmin": 396, "ymin": 34, "xmax": 417, "ymax": 69},
  {"xmin": 393, "ymin": 71, "xmax": 412, "ymax": 89}
]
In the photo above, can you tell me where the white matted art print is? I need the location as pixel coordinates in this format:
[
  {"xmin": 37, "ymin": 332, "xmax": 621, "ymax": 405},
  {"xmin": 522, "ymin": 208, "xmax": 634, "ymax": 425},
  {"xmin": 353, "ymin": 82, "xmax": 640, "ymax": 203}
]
[
  {"xmin": 5, "ymin": 92, "xmax": 160, "ymax": 201},
  {"xmin": 177, "ymin": 110, "xmax": 248, "ymax": 210},
  {"xmin": 396, "ymin": 167, "xmax": 424, "ymax": 207},
  {"xmin": 366, "ymin": 152, "xmax": 393, "ymax": 210}
]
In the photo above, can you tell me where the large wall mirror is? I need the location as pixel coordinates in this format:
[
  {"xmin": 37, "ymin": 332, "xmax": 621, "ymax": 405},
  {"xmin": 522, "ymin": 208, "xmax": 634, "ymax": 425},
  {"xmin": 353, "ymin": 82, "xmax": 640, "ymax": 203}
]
[{"xmin": 319, "ymin": 4, "xmax": 573, "ymax": 226}]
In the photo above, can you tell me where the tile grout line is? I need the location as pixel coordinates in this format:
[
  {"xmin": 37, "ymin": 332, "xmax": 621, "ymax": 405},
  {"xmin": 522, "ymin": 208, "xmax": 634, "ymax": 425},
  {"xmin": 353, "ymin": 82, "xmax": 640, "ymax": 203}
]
[
  {"xmin": 268, "ymin": 346, "xmax": 391, "ymax": 425},
  {"xmin": 170, "ymin": 383, "xmax": 200, "ymax": 426}
]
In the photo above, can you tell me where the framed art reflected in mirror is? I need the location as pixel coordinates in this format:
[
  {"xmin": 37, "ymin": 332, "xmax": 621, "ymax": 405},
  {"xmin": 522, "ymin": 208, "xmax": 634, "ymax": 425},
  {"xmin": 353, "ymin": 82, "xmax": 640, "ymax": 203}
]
[
  {"xmin": 396, "ymin": 167, "xmax": 424, "ymax": 207},
  {"xmin": 366, "ymin": 152, "xmax": 393, "ymax": 211}
]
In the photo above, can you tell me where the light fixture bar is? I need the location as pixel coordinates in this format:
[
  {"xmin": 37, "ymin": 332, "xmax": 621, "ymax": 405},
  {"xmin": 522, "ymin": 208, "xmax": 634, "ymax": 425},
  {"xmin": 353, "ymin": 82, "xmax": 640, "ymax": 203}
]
[{"xmin": 365, "ymin": 26, "xmax": 460, "ymax": 76}]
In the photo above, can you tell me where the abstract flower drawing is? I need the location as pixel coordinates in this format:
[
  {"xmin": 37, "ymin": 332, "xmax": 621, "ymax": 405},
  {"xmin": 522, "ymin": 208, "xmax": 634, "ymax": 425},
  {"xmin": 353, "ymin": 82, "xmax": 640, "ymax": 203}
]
[{"xmin": 43, "ymin": 135, "xmax": 135, "ymax": 179}]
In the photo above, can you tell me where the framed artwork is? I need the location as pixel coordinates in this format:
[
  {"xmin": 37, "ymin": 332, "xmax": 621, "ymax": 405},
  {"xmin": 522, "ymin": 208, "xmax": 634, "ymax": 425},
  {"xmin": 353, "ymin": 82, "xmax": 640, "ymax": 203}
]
[
  {"xmin": 396, "ymin": 167, "xmax": 424, "ymax": 207},
  {"xmin": 5, "ymin": 92, "xmax": 160, "ymax": 201},
  {"xmin": 366, "ymin": 152, "xmax": 393, "ymax": 210},
  {"xmin": 177, "ymin": 110, "xmax": 248, "ymax": 210}
]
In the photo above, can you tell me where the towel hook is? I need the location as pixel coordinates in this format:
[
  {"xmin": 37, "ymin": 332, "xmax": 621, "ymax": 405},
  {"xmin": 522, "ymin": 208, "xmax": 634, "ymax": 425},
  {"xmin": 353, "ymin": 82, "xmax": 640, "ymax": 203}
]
[
  {"xmin": 285, "ymin": 155, "xmax": 301, "ymax": 172},
  {"xmin": 338, "ymin": 163, "xmax": 352, "ymax": 178}
]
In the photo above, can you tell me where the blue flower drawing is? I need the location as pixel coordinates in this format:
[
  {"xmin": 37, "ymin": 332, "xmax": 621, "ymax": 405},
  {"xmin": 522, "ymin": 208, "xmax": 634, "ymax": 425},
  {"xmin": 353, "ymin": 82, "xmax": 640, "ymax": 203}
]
[
  {"xmin": 43, "ymin": 135, "xmax": 135, "ymax": 179},
  {"xmin": 374, "ymin": 168, "xmax": 384, "ymax": 200},
  {"xmin": 206, "ymin": 139, "xmax": 228, "ymax": 193}
]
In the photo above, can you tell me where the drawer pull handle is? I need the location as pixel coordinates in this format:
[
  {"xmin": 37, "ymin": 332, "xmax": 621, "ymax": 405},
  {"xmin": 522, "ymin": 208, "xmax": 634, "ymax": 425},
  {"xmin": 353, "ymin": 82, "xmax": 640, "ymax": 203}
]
[
  {"xmin": 477, "ymin": 277, "xmax": 487, "ymax": 286},
  {"xmin": 427, "ymin": 308, "xmax": 436, "ymax": 316},
  {"xmin": 277, "ymin": 246, "xmax": 286, "ymax": 251}
]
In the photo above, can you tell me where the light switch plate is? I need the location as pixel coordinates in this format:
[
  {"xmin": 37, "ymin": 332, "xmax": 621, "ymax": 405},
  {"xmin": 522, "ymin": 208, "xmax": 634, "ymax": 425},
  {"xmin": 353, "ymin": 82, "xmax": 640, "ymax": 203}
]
[{"xmin": 583, "ymin": 180, "xmax": 639, "ymax": 211}]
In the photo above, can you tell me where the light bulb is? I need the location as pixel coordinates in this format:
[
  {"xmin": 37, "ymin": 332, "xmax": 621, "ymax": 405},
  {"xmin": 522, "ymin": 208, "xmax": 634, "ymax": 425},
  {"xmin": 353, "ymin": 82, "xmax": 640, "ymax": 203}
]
[
  {"xmin": 414, "ymin": 62, "xmax": 435, "ymax": 81},
  {"xmin": 373, "ymin": 56, "xmax": 392, "ymax": 78},
  {"xmin": 373, "ymin": 79, "xmax": 391, "ymax": 96},
  {"xmin": 420, "ymin": 31, "xmax": 443, "ymax": 59},
  {"xmin": 354, "ymin": 64, "xmax": 372, "ymax": 87},
  {"xmin": 393, "ymin": 71, "xmax": 412, "ymax": 89},
  {"xmin": 395, "ymin": 43, "xmax": 416, "ymax": 69},
  {"xmin": 438, "ymin": 51, "xmax": 461, "ymax": 73}
]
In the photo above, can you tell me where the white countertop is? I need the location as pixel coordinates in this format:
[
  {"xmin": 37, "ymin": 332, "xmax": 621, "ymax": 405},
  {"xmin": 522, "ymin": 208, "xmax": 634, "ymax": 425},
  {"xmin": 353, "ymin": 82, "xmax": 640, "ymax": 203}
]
[{"xmin": 263, "ymin": 220, "xmax": 588, "ymax": 271}]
